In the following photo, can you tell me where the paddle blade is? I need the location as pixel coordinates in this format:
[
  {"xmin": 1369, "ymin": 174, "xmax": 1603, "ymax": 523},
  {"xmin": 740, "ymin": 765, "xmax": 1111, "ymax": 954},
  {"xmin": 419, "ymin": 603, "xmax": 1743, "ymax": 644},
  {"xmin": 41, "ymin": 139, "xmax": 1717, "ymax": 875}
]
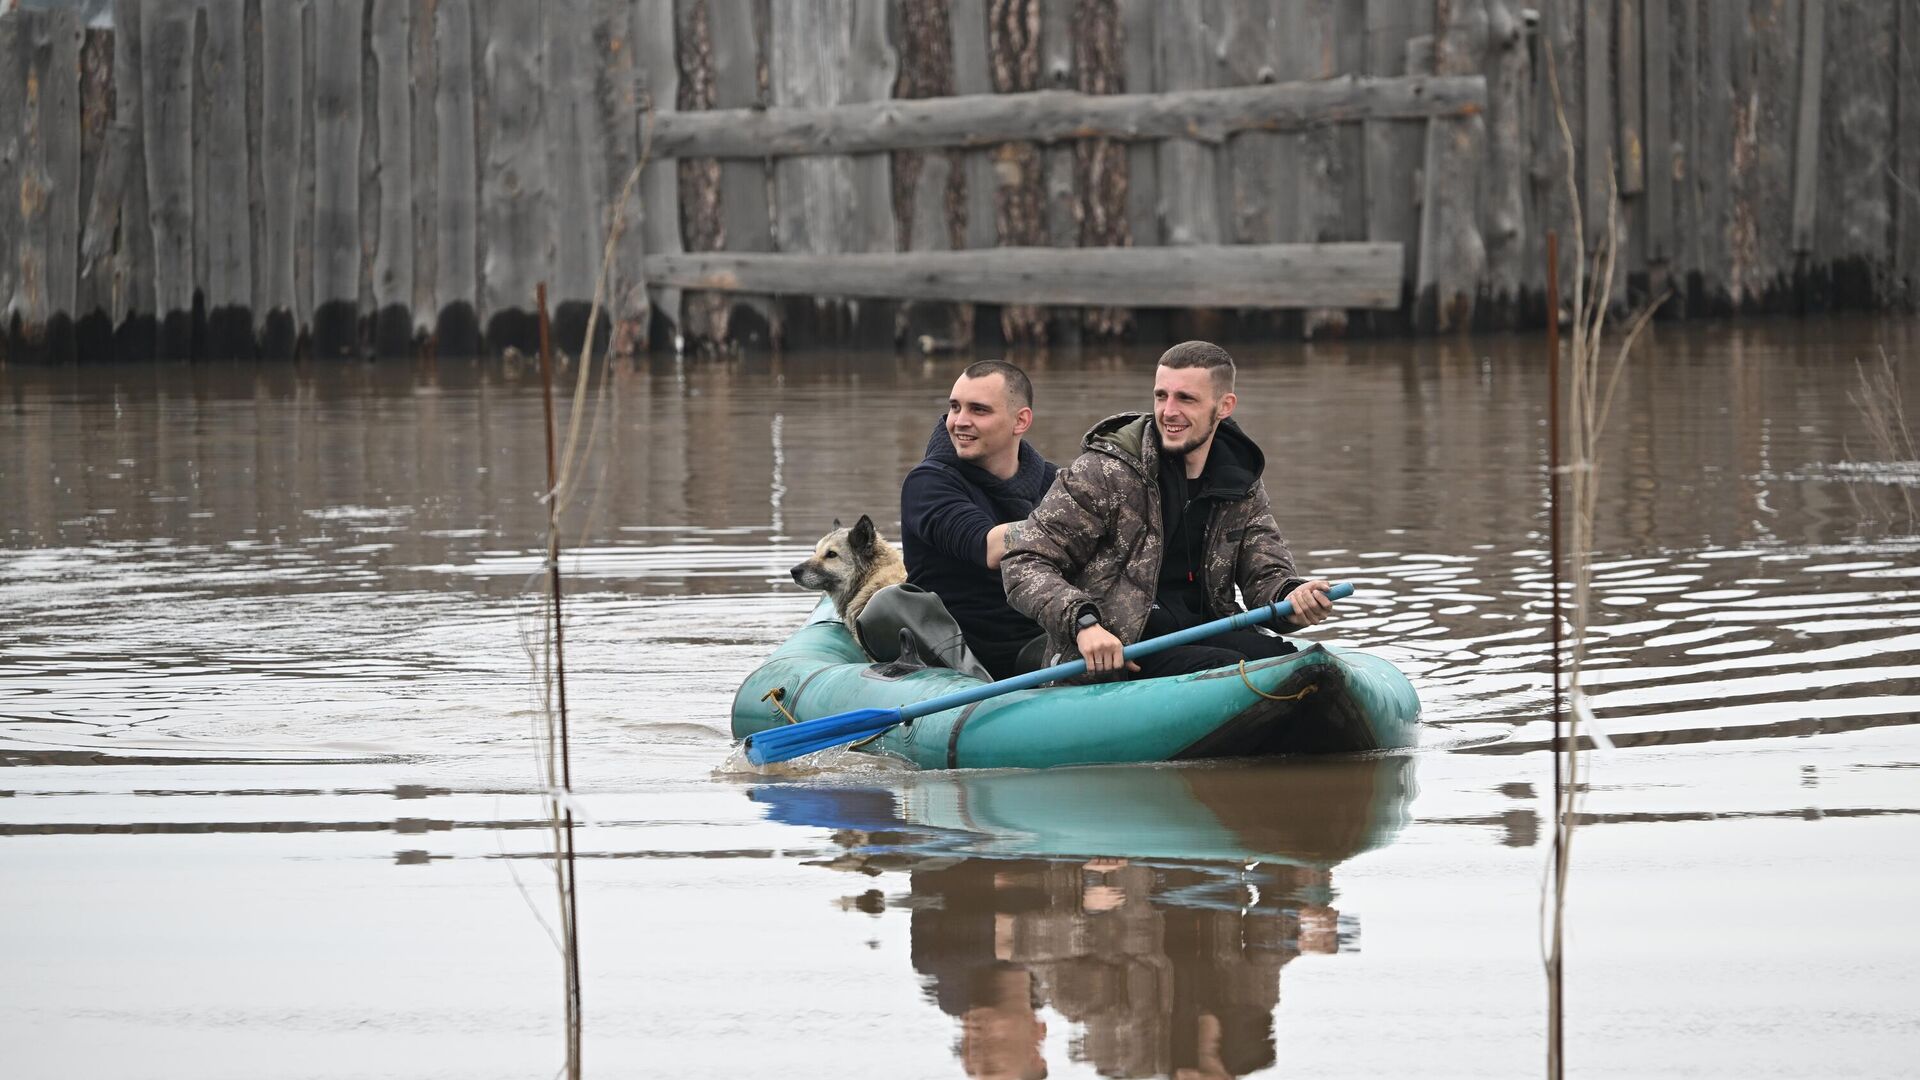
[{"xmin": 744, "ymin": 707, "xmax": 904, "ymax": 766}]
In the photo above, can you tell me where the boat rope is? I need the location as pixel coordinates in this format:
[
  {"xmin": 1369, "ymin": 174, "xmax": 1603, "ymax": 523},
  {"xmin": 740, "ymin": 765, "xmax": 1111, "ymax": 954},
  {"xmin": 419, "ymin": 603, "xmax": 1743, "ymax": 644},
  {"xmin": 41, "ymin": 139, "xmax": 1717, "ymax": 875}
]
[
  {"xmin": 1238, "ymin": 663, "xmax": 1317, "ymax": 702},
  {"xmin": 761, "ymin": 686, "xmax": 800, "ymax": 725}
]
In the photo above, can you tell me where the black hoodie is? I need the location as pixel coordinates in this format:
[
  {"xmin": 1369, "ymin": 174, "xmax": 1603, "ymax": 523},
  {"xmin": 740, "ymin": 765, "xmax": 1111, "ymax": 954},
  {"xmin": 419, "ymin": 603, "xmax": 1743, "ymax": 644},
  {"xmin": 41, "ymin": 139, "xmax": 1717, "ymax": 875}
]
[{"xmin": 900, "ymin": 418, "xmax": 1058, "ymax": 677}]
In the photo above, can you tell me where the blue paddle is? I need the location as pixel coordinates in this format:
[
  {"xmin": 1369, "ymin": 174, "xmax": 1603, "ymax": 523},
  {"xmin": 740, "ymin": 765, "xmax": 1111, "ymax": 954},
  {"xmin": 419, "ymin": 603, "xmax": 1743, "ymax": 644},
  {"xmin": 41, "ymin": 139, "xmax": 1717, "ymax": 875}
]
[{"xmin": 744, "ymin": 582, "xmax": 1355, "ymax": 765}]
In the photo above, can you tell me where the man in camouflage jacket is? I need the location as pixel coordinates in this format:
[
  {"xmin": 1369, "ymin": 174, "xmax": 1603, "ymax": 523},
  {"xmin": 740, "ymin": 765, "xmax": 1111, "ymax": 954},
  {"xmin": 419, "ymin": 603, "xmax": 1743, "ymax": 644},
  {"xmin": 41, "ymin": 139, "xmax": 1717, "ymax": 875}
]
[{"xmin": 1002, "ymin": 341, "xmax": 1338, "ymax": 680}]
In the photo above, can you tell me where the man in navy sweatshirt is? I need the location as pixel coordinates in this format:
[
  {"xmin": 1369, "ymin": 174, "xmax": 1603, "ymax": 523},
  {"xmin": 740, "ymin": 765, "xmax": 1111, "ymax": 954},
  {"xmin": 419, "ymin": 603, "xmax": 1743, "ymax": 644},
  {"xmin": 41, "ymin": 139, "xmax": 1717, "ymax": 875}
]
[{"xmin": 900, "ymin": 360, "xmax": 1059, "ymax": 680}]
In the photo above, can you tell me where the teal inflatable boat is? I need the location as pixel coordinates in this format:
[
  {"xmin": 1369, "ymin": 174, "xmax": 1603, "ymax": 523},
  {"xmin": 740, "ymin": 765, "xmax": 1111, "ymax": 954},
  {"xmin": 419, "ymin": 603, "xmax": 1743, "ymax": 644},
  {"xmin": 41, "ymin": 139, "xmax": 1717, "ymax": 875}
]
[{"xmin": 732, "ymin": 600, "xmax": 1421, "ymax": 770}]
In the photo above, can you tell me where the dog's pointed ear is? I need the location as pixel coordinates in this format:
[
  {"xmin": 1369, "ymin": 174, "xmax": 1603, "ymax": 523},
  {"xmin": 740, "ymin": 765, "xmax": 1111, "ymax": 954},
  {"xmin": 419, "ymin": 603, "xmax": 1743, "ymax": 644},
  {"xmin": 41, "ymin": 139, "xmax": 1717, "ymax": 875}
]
[
  {"xmin": 832, "ymin": 517, "xmax": 843, "ymax": 530},
  {"xmin": 850, "ymin": 514, "xmax": 876, "ymax": 551}
]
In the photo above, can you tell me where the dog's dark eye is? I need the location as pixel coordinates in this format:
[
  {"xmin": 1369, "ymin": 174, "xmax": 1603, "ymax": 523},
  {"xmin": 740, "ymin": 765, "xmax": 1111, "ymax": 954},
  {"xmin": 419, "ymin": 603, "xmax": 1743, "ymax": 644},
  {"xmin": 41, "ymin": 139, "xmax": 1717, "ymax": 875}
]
[{"xmin": 825, "ymin": 550, "xmax": 839, "ymax": 559}]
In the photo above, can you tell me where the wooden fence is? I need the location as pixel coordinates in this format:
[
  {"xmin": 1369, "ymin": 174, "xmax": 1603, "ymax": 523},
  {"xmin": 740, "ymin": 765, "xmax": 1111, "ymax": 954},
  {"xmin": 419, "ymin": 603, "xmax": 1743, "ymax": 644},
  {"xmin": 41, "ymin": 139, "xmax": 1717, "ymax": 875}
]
[{"xmin": 2, "ymin": 0, "xmax": 1917, "ymax": 362}]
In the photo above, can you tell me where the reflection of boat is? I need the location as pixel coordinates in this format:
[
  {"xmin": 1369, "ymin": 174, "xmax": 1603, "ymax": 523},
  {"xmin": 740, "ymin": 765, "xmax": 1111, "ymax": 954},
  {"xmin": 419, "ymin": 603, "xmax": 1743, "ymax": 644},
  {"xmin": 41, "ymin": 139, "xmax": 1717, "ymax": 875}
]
[
  {"xmin": 751, "ymin": 754, "xmax": 1416, "ymax": 871},
  {"xmin": 732, "ymin": 600, "xmax": 1421, "ymax": 769},
  {"xmin": 754, "ymin": 757, "xmax": 1417, "ymax": 1079}
]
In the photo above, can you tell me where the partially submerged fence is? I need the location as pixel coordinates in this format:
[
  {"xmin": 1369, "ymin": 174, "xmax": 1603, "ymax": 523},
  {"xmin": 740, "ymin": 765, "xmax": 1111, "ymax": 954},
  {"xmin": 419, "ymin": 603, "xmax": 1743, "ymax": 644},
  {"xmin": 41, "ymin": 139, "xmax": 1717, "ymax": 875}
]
[{"xmin": 2, "ymin": 0, "xmax": 1917, "ymax": 362}]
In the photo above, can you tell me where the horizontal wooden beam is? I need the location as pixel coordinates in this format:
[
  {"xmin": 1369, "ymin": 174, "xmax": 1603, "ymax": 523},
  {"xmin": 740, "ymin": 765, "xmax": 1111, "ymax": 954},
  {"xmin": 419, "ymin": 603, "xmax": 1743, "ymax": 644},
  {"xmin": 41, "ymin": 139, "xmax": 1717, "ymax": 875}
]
[
  {"xmin": 647, "ymin": 76, "xmax": 1486, "ymax": 159},
  {"xmin": 643, "ymin": 244, "xmax": 1404, "ymax": 309}
]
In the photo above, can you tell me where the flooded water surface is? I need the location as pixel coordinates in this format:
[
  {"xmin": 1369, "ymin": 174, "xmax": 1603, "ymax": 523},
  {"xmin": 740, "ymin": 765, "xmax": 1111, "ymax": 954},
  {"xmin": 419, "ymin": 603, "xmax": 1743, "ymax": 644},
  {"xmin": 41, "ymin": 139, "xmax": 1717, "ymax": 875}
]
[{"xmin": 5, "ymin": 318, "xmax": 1920, "ymax": 1078}]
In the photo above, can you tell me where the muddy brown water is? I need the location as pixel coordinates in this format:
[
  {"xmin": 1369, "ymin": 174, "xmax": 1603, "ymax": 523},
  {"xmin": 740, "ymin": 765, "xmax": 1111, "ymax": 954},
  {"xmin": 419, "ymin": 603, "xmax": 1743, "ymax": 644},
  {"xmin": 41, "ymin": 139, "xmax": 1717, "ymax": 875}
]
[{"xmin": 4, "ymin": 316, "xmax": 1919, "ymax": 1078}]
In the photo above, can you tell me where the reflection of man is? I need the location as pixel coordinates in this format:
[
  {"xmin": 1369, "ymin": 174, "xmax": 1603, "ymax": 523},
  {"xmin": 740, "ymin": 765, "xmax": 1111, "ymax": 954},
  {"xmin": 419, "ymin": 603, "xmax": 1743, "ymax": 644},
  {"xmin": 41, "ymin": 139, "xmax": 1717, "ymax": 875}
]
[
  {"xmin": 1004, "ymin": 341, "xmax": 1338, "ymax": 680},
  {"xmin": 902, "ymin": 361, "xmax": 1058, "ymax": 679},
  {"xmin": 959, "ymin": 963, "xmax": 1049, "ymax": 1080}
]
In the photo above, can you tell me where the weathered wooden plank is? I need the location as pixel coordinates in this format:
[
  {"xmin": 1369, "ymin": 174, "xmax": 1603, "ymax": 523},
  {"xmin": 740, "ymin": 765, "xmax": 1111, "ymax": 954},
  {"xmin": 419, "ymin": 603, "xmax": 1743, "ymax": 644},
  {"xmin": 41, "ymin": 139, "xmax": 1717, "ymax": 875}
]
[
  {"xmin": 1155, "ymin": 2, "xmax": 1224, "ymax": 251},
  {"xmin": 410, "ymin": 0, "xmax": 437, "ymax": 338},
  {"xmin": 435, "ymin": 0, "xmax": 480, "ymax": 355},
  {"xmin": 312, "ymin": 0, "xmax": 364, "ymax": 356},
  {"xmin": 1898, "ymin": 0, "xmax": 1920, "ymax": 307},
  {"xmin": 1530, "ymin": 0, "xmax": 1578, "ymax": 312},
  {"xmin": 1224, "ymin": 0, "xmax": 1279, "ymax": 247},
  {"xmin": 1617, "ymin": 0, "xmax": 1644, "ymax": 197},
  {"xmin": 1118, "ymin": 0, "xmax": 1158, "ymax": 249},
  {"xmin": 634, "ymin": 0, "xmax": 680, "ymax": 347},
  {"xmin": 950, "ymin": 0, "xmax": 998, "ymax": 254},
  {"xmin": 480, "ymin": 0, "xmax": 546, "ymax": 351},
  {"xmin": 986, "ymin": 0, "xmax": 1046, "ymax": 343},
  {"xmin": 1040, "ymin": 0, "xmax": 1078, "ymax": 345},
  {"xmin": 1789, "ymin": 0, "xmax": 1825, "ymax": 255},
  {"xmin": 369, "ymin": 0, "xmax": 414, "ymax": 356},
  {"xmin": 1073, "ymin": 0, "xmax": 1131, "ymax": 339},
  {"xmin": 41, "ymin": 5, "xmax": 81, "ymax": 340},
  {"xmin": 13, "ymin": 9, "xmax": 53, "ymax": 336},
  {"xmin": 708, "ymin": 0, "xmax": 776, "ymax": 346},
  {"xmin": 846, "ymin": 0, "xmax": 896, "ymax": 342},
  {"xmin": 107, "ymin": 0, "xmax": 152, "ymax": 350},
  {"xmin": 894, "ymin": 0, "xmax": 967, "ymax": 347},
  {"xmin": 671, "ymin": 0, "xmax": 723, "ymax": 345},
  {"xmin": 1483, "ymin": 0, "xmax": 1529, "ymax": 318},
  {"xmin": 546, "ymin": 0, "xmax": 604, "ymax": 352},
  {"xmin": 142, "ymin": 0, "xmax": 195, "ymax": 355},
  {"xmin": 1582, "ymin": 0, "xmax": 1613, "ymax": 240},
  {"xmin": 644, "ymin": 74, "xmax": 1490, "ymax": 158},
  {"xmin": 259, "ymin": 0, "xmax": 305, "ymax": 353},
  {"xmin": 770, "ymin": 0, "xmax": 897, "ymax": 343},
  {"xmin": 1695, "ymin": 0, "xmax": 1737, "ymax": 310},
  {"xmin": 645, "ymin": 243, "xmax": 1404, "ymax": 308},
  {"xmin": 1810, "ymin": 0, "xmax": 1892, "ymax": 306},
  {"xmin": 1415, "ymin": 0, "xmax": 1487, "ymax": 332},
  {"xmin": 0, "ymin": 12, "xmax": 22, "ymax": 332},
  {"xmin": 76, "ymin": 24, "xmax": 113, "ymax": 340},
  {"xmin": 202, "ymin": 0, "xmax": 250, "ymax": 355},
  {"xmin": 1643, "ymin": 0, "xmax": 1673, "ymax": 267},
  {"xmin": 1363, "ymin": 0, "xmax": 1432, "ymax": 293},
  {"xmin": 1733, "ymin": 0, "xmax": 1798, "ymax": 306},
  {"xmin": 592, "ymin": 0, "xmax": 645, "ymax": 355}
]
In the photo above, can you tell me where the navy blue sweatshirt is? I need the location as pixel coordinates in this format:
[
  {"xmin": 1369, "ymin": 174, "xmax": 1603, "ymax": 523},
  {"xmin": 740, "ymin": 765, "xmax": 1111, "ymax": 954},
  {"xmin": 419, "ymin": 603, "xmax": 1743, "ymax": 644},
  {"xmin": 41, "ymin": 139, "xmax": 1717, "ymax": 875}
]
[{"xmin": 900, "ymin": 419, "xmax": 1058, "ymax": 678}]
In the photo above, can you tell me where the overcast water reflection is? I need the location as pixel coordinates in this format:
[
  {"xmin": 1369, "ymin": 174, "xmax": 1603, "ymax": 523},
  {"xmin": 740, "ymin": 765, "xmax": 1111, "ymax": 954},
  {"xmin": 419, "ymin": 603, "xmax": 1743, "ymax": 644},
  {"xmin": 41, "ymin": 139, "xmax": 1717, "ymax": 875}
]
[{"xmin": 4, "ymin": 317, "xmax": 1919, "ymax": 1078}]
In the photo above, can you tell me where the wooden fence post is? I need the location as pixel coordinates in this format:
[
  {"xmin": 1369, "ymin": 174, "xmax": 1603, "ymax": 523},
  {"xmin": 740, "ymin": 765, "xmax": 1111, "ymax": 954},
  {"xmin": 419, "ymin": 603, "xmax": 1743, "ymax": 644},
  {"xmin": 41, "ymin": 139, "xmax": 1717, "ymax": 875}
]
[
  {"xmin": 770, "ymin": 0, "xmax": 896, "ymax": 345},
  {"xmin": 547, "ymin": 0, "xmax": 607, "ymax": 354},
  {"xmin": 1789, "ymin": 0, "xmax": 1825, "ymax": 257},
  {"xmin": 1365, "ymin": 0, "xmax": 1431, "ymax": 326},
  {"xmin": 1642, "ymin": 0, "xmax": 1673, "ymax": 281},
  {"xmin": 1899, "ymin": 0, "xmax": 1920, "ymax": 308},
  {"xmin": 480, "ymin": 0, "xmax": 547, "ymax": 353},
  {"xmin": 592, "ymin": 0, "xmax": 646, "ymax": 358},
  {"xmin": 1415, "ymin": 0, "xmax": 1487, "ymax": 332},
  {"xmin": 1155, "ymin": 1, "xmax": 1225, "ymax": 339},
  {"xmin": 635, "ymin": 0, "xmax": 680, "ymax": 349},
  {"xmin": 312, "ymin": 0, "xmax": 363, "ymax": 357},
  {"xmin": 1040, "ymin": 0, "xmax": 1080, "ymax": 345},
  {"xmin": 435, "ymin": 0, "xmax": 481, "ymax": 356},
  {"xmin": 258, "ymin": 0, "xmax": 304, "ymax": 356},
  {"xmin": 709, "ymin": 0, "xmax": 779, "ymax": 348},
  {"xmin": 0, "ymin": 11, "xmax": 28, "ymax": 347},
  {"xmin": 202, "ymin": 0, "xmax": 250, "ymax": 357},
  {"xmin": 143, "ymin": 0, "xmax": 195, "ymax": 357},
  {"xmin": 950, "ymin": 0, "xmax": 995, "ymax": 343},
  {"xmin": 370, "ymin": 0, "xmax": 415, "ymax": 357},
  {"xmin": 409, "ymin": 0, "xmax": 436, "ymax": 346},
  {"xmin": 1483, "ymin": 0, "xmax": 1530, "ymax": 323}
]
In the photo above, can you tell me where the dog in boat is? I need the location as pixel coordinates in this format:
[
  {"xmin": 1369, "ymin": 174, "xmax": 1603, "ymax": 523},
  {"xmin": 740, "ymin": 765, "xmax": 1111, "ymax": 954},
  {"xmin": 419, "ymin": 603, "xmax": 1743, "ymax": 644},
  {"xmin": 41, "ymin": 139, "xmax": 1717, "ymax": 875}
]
[{"xmin": 791, "ymin": 515, "xmax": 907, "ymax": 657}]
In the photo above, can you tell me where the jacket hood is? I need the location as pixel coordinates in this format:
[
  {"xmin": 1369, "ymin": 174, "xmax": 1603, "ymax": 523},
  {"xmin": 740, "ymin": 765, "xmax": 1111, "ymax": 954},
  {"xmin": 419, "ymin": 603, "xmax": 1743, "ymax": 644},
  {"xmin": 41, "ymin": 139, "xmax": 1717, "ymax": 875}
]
[
  {"xmin": 922, "ymin": 417, "xmax": 1054, "ymax": 501},
  {"xmin": 1081, "ymin": 412, "xmax": 1265, "ymax": 497}
]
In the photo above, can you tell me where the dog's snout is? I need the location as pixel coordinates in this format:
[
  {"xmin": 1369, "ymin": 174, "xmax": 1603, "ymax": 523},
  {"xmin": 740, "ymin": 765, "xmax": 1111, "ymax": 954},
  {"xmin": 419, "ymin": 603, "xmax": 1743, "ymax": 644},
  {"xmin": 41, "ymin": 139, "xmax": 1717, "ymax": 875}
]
[{"xmin": 790, "ymin": 562, "xmax": 808, "ymax": 585}]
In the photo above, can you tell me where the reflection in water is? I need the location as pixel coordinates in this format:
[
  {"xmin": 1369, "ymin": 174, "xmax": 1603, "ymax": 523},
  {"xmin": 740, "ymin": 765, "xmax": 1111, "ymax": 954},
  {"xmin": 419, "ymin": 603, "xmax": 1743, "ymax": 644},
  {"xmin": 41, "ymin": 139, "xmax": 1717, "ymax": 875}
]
[{"xmin": 755, "ymin": 758, "xmax": 1415, "ymax": 1078}]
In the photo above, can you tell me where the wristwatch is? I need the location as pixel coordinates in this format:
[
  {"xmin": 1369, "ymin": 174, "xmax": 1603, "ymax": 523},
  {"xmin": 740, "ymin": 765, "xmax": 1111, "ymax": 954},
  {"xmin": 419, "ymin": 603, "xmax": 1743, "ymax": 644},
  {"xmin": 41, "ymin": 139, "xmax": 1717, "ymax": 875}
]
[{"xmin": 1075, "ymin": 605, "xmax": 1102, "ymax": 633}]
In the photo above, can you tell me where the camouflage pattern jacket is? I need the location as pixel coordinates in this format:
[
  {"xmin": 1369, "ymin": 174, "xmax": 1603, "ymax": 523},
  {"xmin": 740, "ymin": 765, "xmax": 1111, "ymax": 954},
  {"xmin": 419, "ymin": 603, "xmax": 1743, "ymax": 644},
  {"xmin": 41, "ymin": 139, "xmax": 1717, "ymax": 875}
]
[{"xmin": 1002, "ymin": 413, "xmax": 1304, "ymax": 671}]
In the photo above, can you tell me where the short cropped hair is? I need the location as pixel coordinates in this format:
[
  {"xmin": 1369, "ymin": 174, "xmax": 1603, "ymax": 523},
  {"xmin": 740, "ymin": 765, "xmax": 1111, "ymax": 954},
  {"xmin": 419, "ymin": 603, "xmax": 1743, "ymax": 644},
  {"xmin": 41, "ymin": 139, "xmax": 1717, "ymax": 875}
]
[
  {"xmin": 961, "ymin": 359, "xmax": 1034, "ymax": 411},
  {"xmin": 1157, "ymin": 340, "xmax": 1235, "ymax": 394}
]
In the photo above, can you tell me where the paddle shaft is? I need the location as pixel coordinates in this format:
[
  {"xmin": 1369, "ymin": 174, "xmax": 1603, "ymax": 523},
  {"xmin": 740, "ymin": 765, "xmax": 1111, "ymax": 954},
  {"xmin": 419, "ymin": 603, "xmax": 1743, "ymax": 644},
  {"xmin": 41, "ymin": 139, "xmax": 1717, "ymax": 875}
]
[{"xmin": 890, "ymin": 582, "xmax": 1355, "ymax": 725}]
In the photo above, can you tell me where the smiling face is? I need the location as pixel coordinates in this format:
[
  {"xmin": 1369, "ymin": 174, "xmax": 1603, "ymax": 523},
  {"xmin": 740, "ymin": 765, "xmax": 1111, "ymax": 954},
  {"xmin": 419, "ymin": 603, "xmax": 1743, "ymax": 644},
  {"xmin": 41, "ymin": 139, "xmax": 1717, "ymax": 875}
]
[
  {"xmin": 947, "ymin": 372, "xmax": 1032, "ymax": 478},
  {"xmin": 1153, "ymin": 364, "xmax": 1235, "ymax": 459}
]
